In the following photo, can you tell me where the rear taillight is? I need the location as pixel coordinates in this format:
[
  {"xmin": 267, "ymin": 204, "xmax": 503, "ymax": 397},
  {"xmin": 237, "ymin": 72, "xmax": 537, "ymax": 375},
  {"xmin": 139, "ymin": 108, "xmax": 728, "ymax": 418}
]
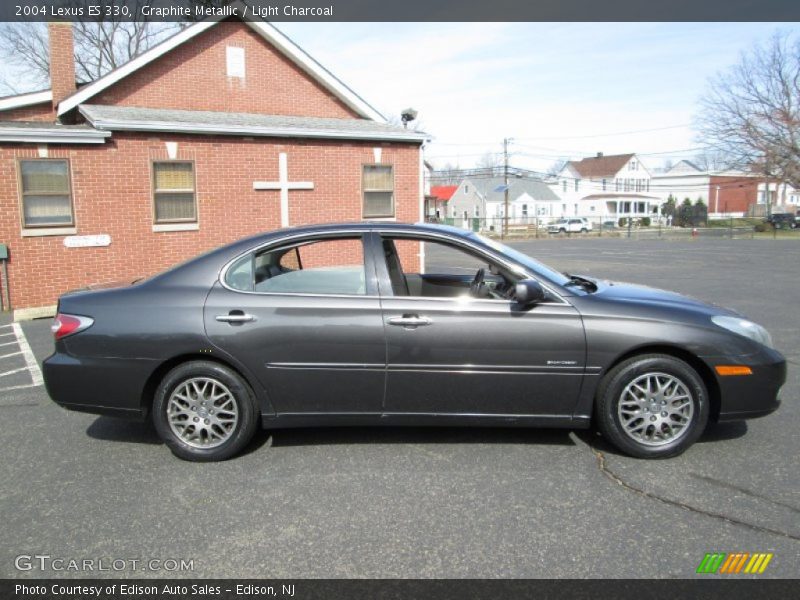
[{"xmin": 51, "ymin": 313, "xmax": 94, "ymax": 340}]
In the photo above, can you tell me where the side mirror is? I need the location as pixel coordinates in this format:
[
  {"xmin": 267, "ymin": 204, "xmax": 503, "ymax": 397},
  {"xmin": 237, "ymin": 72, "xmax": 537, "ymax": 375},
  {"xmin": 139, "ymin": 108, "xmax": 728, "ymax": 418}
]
[{"xmin": 515, "ymin": 279, "xmax": 546, "ymax": 306}]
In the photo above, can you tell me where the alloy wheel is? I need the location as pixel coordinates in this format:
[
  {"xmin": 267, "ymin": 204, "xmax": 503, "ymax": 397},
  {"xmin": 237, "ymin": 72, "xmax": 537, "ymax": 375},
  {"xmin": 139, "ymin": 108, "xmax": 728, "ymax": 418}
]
[
  {"xmin": 617, "ymin": 372, "xmax": 694, "ymax": 447},
  {"xmin": 166, "ymin": 377, "xmax": 239, "ymax": 448}
]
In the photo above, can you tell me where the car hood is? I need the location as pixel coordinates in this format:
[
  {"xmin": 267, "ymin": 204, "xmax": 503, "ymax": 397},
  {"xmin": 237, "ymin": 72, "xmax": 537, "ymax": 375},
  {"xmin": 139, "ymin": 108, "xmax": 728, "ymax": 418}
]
[{"xmin": 585, "ymin": 278, "xmax": 740, "ymax": 317}]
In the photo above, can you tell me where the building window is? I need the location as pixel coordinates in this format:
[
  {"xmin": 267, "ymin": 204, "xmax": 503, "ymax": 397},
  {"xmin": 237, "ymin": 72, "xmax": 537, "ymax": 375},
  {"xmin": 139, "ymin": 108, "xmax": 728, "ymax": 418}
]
[
  {"xmin": 362, "ymin": 164, "xmax": 394, "ymax": 218},
  {"xmin": 562, "ymin": 180, "xmax": 567, "ymax": 192},
  {"xmin": 19, "ymin": 159, "xmax": 74, "ymax": 228},
  {"xmin": 464, "ymin": 185, "xmax": 469, "ymax": 194},
  {"xmin": 153, "ymin": 161, "xmax": 197, "ymax": 223},
  {"xmin": 521, "ymin": 204, "xmax": 528, "ymax": 217},
  {"xmin": 602, "ymin": 178, "xmax": 607, "ymax": 191},
  {"xmin": 574, "ymin": 179, "xmax": 580, "ymax": 192},
  {"xmin": 630, "ymin": 160, "xmax": 637, "ymax": 171}
]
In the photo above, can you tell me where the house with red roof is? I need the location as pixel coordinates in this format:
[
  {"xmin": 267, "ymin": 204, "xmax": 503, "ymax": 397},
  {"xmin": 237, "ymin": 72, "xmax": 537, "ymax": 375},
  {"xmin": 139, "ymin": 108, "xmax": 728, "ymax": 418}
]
[{"xmin": 427, "ymin": 184, "xmax": 457, "ymax": 220}]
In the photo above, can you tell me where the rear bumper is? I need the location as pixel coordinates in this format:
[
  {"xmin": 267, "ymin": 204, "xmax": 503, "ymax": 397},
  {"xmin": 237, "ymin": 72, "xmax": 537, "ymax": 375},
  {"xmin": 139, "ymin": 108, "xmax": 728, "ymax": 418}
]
[
  {"xmin": 43, "ymin": 351, "xmax": 153, "ymax": 420},
  {"xmin": 705, "ymin": 348, "xmax": 787, "ymax": 422}
]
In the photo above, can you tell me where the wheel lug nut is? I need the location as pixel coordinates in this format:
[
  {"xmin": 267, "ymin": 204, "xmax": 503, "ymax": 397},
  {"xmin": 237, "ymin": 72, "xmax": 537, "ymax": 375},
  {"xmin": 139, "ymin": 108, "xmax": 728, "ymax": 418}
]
[
  {"xmin": 650, "ymin": 415, "xmax": 657, "ymax": 422},
  {"xmin": 204, "ymin": 419, "xmax": 210, "ymax": 425},
  {"xmin": 191, "ymin": 406, "xmax": 197, "ymax": 411},
  {"xmin": 201, "ymin": 401, "xmax": 206, "ymax": 406},
  {"xmin": 661, "ymin": 400, "xmax": 666, "ymax": 405},
  {"xmin": 209, "ymin": 410, "xmax": 214, "ymax": 415},
  {"xmin": 193, "ymin": 417, "xmax": 199, "ymax": 422},
  {"xmin": 661, "ymin": 411, "xmax": 668, "ymax": 417}
]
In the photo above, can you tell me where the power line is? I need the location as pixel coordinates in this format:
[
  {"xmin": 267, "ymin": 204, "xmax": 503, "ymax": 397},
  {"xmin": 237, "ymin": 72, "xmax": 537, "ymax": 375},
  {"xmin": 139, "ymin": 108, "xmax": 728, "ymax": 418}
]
[{"xmin": 514, "ymin": 123, "xmax": 693, "ymax": 141}]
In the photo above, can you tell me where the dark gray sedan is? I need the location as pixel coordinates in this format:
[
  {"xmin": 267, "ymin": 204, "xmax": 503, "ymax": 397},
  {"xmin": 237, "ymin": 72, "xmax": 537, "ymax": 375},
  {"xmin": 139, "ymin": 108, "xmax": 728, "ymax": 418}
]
[{"xmin": 43, "ymin": 223, "xmax": 786, "ymax": 461}]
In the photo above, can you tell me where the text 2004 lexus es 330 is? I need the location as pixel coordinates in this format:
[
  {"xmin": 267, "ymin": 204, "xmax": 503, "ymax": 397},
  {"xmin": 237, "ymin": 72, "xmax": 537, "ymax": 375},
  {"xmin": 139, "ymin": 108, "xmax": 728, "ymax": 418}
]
[{"xmin": 43, "ymin": 223, "xmax": 786, "ymax": 461}]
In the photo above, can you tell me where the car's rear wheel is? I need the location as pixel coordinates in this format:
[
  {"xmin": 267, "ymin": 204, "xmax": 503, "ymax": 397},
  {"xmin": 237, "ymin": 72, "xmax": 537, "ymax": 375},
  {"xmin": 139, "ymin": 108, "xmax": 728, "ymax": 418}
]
[
  {"xmin": 580, "ymin": 228, "xmax": 588, "ymax": 233},
  {"xmin": 153, "ymin": 361, "xmax": 259, "ymax": 461},
  {"xmin": 594, "ymin": 354, "xmax": 708, "ymax": 458},
  {"xmin": 559, "ymin": 227, "xmax": 566, "ymax": 234}
]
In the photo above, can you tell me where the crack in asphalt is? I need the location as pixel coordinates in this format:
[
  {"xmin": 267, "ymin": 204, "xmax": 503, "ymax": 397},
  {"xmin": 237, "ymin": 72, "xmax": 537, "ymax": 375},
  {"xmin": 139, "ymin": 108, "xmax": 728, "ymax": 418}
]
[
  {"xmin": 589, "ymin": 446, "xmax": 800, "ymax": 543},
  {"xmin": 688, "ymin": 473, "xmax": 800, "ymax": 514}
]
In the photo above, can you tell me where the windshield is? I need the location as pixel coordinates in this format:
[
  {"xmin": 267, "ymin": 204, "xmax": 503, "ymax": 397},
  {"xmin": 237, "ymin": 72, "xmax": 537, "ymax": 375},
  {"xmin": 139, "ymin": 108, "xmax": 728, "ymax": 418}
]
[{"xmin": 470, "ymin": 233, "xmax": 570, "ymax": 286}]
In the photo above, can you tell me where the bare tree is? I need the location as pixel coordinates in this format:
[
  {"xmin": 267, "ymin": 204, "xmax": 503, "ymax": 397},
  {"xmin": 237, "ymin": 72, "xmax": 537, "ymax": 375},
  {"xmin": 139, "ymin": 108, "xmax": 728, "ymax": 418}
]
[
  {"xmin": 429, "ymin": 162, "xmax": 463, "ymax": 186},
  {"xmin": 0, "ymin": 2, "xmax": 180, "ymax": 93},
  {"xmin": 696, "ymin": 30, "xmax": 800, "ymax": 188},
  {"xmin": 475, "ymin": 151, "xmax": 502, "ymax": 175},
  {"xmin": 546, "ymin": 159, "xmax": 568, "ymax": 177},
  {"xmin": 691, "ymin": 149, "xmax": 730, "ymax": 172}
]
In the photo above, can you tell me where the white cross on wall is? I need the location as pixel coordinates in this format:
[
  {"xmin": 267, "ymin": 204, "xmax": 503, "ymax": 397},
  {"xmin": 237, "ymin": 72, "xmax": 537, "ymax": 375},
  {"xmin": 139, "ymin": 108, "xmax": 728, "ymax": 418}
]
[{"xmin": 253, "ymin": 152, "xmax": 314, "ymax": 227}]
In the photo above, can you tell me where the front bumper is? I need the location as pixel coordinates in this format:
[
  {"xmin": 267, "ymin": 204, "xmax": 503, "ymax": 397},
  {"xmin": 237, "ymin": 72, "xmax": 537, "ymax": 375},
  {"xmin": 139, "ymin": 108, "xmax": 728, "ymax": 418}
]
[{"xmin": 705, "ymin": 347, "xmax": 787, "ymax": 421}]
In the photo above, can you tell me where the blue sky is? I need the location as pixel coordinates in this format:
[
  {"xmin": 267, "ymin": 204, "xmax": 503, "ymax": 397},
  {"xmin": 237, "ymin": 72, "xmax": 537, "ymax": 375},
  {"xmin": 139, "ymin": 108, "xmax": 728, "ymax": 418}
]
[{"xmin": 2, "ymin": 21, "xmax": 796, "ymax": 171}]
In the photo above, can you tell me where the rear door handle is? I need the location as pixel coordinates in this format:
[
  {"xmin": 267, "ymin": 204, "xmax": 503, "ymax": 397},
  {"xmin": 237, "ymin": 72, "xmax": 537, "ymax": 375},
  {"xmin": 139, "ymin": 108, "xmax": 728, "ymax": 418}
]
[
  {"xmin": 387, "ymin": 315, "xmax": 432, "ymax": 327},
  {"xmin": 216, "ymin": 313, "xmax": 256, "ymax": 323}
]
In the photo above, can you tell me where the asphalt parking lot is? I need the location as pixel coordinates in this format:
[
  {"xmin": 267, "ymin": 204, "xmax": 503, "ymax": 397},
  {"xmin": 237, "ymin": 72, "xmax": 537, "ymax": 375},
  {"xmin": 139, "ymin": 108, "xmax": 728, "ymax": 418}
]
[{"xmin": 2, "ymin": 237, "xmax": 798, "ymax": 579}]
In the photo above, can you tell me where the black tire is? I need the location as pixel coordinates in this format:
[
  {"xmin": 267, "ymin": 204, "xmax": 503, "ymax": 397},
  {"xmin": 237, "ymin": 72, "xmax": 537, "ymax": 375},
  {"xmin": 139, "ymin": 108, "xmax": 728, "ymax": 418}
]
[
  {"xmin": 559, "ymin": 228, "xmax": 566, "ymax": 234},
  {"xmin": 153, "ymin": 361, "xmax": 259, "ymax": 461},
  {"xmin": 580, "ymin": 228, "xmax": 588, "ymax": 233},
  {"xmin": 594, "ymin": 354, "xmax": 709, "ymax": 458}
]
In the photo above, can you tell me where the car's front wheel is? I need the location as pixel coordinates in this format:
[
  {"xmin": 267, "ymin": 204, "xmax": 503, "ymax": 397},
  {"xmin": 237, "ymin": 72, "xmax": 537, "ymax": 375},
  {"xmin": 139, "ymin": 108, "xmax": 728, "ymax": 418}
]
[
  {"xmin": 153, "ymin": 361, "xmax": 259, "ymax": 461},
  {"xmin": 594, "ymin": 354, "xmax": 708, "ymax": 458}
]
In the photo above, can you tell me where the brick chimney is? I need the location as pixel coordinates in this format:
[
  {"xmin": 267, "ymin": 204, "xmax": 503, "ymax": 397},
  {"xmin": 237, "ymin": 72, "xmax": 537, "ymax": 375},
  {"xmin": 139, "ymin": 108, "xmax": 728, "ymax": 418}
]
[{"xmin": 48, "ymin": 23, "xmax": 76, "ymax": 111}]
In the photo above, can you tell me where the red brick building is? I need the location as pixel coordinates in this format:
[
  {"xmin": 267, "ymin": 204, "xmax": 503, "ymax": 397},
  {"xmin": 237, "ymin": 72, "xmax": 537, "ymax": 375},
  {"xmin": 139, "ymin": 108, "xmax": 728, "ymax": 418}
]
[{"xmin": 0, "ymin": 17, "xmax": 426, "ymax": 317}]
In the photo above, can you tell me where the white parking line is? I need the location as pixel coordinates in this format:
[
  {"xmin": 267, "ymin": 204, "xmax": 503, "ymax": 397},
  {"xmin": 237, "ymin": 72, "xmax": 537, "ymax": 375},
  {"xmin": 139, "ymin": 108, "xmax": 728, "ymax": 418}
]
[
  {"xmin": 11, "ymin": 322, "xmax": 43, "ymax": 386},
  {"xmin": 0, "ymin": 351, "xmax": 22, "ymax": 360},
  {"xmin": 0, "ymin": 366, "xmax": 28, "ymax": 378}
]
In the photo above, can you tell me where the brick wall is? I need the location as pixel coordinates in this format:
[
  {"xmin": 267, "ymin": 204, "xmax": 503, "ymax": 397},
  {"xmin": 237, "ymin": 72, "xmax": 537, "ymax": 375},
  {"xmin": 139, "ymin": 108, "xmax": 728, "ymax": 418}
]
[
  {"xmin": 710, "ymin": 176, "xmax": 759, "ymax": 213},
  {"xmin": 0, "ymin": 103, "xmax": 56, "ymax": 122},
  {"xmin": 91, "ymin": 21, "xmax": 359, "ymax": 119},
  {"xmin": 0, "ymin": 133, "xmax": 420, "ymax": 309}
]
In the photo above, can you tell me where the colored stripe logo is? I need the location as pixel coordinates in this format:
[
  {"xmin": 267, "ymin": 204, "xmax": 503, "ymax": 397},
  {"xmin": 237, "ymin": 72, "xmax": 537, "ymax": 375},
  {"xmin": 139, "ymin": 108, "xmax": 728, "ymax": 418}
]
[{"xmin": 696, "ymin": 552, "xmax": 773, "ymax": 574}]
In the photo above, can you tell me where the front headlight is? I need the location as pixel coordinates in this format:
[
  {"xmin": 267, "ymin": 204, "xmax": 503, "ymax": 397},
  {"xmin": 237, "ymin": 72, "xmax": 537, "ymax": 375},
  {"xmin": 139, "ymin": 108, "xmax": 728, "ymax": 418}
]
[{"xmin": 712, "ymin": 316, "xmax": 774, "ymax": 349}]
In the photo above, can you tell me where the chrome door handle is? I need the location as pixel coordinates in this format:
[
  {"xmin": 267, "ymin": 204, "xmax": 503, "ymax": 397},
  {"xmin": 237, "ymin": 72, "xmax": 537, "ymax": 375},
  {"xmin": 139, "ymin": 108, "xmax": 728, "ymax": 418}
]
[
  {"xmin": 387, "ymin": 315, "xmax": 432, "ymax": 327},
  {"xmin": 216, "ymin": 313, "xmax": 256, "ymax": 323}
]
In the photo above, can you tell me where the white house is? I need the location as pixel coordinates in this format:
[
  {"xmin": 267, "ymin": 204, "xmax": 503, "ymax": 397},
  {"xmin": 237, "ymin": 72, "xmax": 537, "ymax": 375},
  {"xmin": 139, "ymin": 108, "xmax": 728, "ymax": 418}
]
[
  {"xmin": 552, "ymin": 153, "xmax": 660, "ymax": 220},
  {"xmin": 447, "ymin": 174, "xmax": 561, "ymax": 231}
]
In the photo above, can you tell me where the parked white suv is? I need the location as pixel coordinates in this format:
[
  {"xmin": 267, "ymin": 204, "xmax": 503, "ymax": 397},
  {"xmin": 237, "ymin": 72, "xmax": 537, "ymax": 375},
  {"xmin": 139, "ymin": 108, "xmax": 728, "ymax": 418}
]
[{"xmin": 547, "ymin": 218, "xmax": 592, "ymax": 234}]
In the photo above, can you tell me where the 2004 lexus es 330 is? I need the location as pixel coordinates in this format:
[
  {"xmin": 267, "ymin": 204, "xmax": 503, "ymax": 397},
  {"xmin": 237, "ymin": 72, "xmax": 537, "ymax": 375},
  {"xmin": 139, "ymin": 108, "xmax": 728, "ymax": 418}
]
[{"xmin": 43, "ymin": 223, "xmax": 785, "ymax": 461}]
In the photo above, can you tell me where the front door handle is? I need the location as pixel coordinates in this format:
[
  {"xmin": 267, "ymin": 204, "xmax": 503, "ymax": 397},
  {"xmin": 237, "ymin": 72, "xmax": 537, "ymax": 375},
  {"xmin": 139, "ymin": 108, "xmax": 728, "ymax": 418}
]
[
  {"xmin": 216, "ymin": 312, "xmax": 256, "ymax": 323},
  {"xmin": 387, "ymin": 315, "xmax": 432, "ymax": 327}
]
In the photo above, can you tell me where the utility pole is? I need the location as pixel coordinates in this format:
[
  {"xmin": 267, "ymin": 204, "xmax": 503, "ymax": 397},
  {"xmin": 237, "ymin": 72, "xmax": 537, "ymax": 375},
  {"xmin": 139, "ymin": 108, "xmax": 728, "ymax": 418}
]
[{"xmin": 503, "ymin": 137, "xmax": 510, "ymax": 238}]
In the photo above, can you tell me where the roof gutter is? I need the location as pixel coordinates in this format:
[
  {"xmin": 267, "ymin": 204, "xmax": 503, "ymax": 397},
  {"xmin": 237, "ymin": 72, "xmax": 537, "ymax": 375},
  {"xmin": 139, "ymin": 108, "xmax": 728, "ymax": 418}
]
[
  {"xmin": 81, "ymin": 114, "xmax": 428, "ymax": 144},
  {"xmin": 0, "ymin": 126, "xmax": 110, "ymax": 144}
]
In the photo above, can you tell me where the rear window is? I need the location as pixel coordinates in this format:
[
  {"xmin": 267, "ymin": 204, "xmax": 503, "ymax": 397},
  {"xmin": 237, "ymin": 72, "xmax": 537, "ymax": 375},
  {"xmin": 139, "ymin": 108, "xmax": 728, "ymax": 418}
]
[{"xmin": 225, "ymin": 237, "xmax": 367, "ymax": 295}]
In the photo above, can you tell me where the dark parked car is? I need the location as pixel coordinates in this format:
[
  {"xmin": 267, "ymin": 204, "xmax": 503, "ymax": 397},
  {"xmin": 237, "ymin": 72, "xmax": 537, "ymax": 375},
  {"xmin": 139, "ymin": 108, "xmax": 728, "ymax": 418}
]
[
  {"xmin": 44, "ymin": 223, "xmax": 785, "ymax": 461},
  {"xmin": 765, "ymin": 213, "xmax": 798, "ymax": 229}
]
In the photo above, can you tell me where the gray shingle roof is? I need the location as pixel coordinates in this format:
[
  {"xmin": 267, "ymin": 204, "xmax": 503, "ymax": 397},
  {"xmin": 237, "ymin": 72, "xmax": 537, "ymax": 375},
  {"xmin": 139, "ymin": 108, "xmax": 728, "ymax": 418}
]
[
  {"xmin": 80, "ymin": 104, "xmax": 427, "ymax": 142},
  {"xmin": 471, "ymin": 175, "xmax": 560, "ymax": 202}
]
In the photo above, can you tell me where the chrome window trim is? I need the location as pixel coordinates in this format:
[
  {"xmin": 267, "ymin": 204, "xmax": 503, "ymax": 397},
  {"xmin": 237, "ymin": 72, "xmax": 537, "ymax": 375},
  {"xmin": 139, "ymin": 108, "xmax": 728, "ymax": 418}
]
[{"xmin": 218, "ymin": 226, "xmax": 572, "ymax": 306}]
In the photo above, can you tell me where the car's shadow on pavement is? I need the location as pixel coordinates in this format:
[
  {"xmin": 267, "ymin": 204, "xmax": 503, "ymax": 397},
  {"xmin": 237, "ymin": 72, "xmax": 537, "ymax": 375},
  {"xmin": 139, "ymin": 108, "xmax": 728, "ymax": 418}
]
[
  {"xmin": 573, "ymin": 421, "xmax": 749, "ymax": 458},
  {"xmin": 86, "ymin": 417, "xmax": 162, "ymax": 445},
  {"xmin": 264, "ymin": 426, "xmax": 576, "ymax": 448}
]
